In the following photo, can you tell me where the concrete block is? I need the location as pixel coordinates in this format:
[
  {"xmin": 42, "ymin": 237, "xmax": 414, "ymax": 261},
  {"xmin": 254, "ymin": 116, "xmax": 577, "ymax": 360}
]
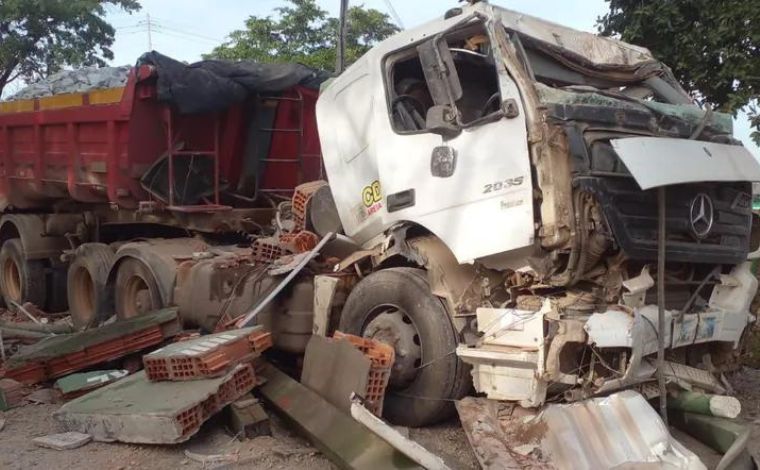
[
  {"xmin": 143, "ymin": 326, "xmax": 270, "ymax": 381},
  {"xmin": 54, "ymin": 364, "xmax": 257, "ymax": 444},
  {"xmin": 33, "ymin": 432, "xmax": 92, "ymax": 450},
  {"xmin": 300, "ymin": 335, "xmax": 370, "ymax": 414},
  {"xmin": 226, "ymin": 395, "xmax": 270, "ymax": 439}
]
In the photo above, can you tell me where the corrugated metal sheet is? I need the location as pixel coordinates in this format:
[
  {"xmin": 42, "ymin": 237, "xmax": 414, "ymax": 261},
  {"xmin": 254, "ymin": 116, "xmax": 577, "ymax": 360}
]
[{"xmin": 539, "ymin": 391, "xmax": 706, "ymax": 470}]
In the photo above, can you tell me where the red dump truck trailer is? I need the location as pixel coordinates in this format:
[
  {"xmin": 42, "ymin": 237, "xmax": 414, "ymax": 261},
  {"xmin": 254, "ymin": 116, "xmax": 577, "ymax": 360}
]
[{"xmin": 0, "ymin": 56, "xmax": 324, "ymax": 321}]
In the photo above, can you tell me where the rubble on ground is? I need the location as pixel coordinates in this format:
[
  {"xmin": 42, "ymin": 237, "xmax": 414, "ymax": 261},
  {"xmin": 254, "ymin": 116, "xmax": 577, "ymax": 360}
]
[{"xmin": 0, "ymin": 297, "xmax": 755, "ymax": 469}]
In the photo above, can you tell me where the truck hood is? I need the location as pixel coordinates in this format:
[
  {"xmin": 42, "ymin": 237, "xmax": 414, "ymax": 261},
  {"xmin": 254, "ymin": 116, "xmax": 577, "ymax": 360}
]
[{"xmin": 611, "ymin": 137, "xmax": 760, "ymax": 189}]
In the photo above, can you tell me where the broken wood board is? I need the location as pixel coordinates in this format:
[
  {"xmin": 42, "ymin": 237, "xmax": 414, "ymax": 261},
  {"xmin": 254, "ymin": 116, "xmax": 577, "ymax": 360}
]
[
  {"xmin": 259, "ymin": 362, "xmax": 422, "ymax": 469},
  {"xmin": 54, "ymin": 363, "xmax": 256, "ymax": 444}
]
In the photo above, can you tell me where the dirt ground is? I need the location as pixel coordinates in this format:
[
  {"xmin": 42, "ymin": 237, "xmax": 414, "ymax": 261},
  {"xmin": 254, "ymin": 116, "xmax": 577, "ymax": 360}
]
[
  {"xmin": 3, "ymin": 368, "xmax": 760, "ymax": 470},
  {"xmin": 0, "ymin": 398, "xmax": 480, "ymax": 470}
]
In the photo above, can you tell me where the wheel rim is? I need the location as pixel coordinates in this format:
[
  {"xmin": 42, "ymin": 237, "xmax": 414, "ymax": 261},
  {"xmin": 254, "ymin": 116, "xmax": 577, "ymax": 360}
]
[
  {"xmin": 363, "ymin": 304, "xmax": 423, "ymax": 389},
  {"xmin": 120, "ymin": 275, "xmax": 154, "ymax": 319},
  {"xmin": 70, "ymin": 266, "xmax": 96, "ymax": 325},
  {"xmin": 2, "ymin": 256, "xmax": 22, "ymax": 302}
]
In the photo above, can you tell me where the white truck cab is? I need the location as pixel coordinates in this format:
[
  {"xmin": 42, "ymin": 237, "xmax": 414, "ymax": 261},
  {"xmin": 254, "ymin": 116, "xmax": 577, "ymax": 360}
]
[{"xmin": 317, "ymin": 3, "xmax": 760, "ymax": 426}]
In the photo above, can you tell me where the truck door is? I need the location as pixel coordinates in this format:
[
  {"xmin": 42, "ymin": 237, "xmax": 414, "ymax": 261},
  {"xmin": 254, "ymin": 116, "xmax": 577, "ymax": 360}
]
[{"xmin": 375, "ymin": 19, "xmax": 534, "ymax": 263}]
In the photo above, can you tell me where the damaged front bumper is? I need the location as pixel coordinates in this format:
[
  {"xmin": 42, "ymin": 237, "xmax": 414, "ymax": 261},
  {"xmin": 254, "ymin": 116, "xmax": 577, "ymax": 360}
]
[{"xmin": 457, "ymin": 262, "xmax": 758, "ymax": 406}]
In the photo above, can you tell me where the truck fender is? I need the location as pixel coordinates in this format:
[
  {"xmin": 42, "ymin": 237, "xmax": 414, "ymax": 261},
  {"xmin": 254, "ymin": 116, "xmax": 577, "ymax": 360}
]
[
  {"xmin": 339, "ymin": 225, "xmax": 480, "ymax": 318},
  {"xmin": 0, "ymin": 214, "xmax": 70, "ymax": 260}
]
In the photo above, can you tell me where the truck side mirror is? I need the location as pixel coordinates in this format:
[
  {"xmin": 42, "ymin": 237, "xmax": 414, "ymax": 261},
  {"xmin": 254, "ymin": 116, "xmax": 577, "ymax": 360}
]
[
  {"xmin": 426, "ymin": 105, "xmax": 461, "ymax": 138},
  {"xmin": 417, "ymin": 37, "xmax": 463, "ymax": 106}
]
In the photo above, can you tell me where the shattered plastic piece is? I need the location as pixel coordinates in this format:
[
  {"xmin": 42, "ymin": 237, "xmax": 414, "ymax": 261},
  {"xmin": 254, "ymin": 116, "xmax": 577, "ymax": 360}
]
[
  {"xmin": 55, "ymin": 364, "xmax": 256, "ymax": 444},
  {"xmin": 33, "ymin": 432, "xmax": 92, "ymax": 450},
  {"xmin": 143, "ymin": 326, "xmax": 270, "ymax": 381}
]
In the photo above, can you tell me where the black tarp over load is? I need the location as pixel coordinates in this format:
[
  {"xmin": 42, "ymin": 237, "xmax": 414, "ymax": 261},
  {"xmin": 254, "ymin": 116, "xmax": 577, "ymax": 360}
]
[{"xmin": 137, "ymin": 52, "xmax": 330, "ymax": 114}]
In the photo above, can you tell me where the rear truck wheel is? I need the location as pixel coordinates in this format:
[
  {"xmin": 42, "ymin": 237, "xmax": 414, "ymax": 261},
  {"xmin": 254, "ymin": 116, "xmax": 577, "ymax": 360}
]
[
  {"xmin": 67, "ymin": 244, "xmax": 115, "ymax": 329},
  {"xmin": 114, "ymin": 258, "xmax": 163, "ymax": 320},
  {"xmin": 0, "ymin": 239, "xmax": 46, "ymax": 309},
  {"xmin": 339, "ymin": 267, "xmax": 470, "ymax": 427}
]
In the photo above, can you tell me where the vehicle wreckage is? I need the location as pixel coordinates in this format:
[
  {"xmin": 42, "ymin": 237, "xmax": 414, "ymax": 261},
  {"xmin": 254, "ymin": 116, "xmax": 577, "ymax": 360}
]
[{"xmin": 1, "ymin": 1, "xmax": 759, "ymax": 468}]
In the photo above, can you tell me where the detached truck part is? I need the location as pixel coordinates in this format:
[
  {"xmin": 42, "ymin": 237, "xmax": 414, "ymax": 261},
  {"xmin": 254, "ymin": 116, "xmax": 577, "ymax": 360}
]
[{"xmin": 2, "ymin": 3, "xmax": 760, "ymax": 431}]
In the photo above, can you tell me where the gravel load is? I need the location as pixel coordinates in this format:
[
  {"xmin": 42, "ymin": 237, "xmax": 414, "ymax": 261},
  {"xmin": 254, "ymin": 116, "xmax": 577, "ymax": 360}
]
[{"xmin": 6, "ymin": 66, "xmax": 131, "ymax": 101}]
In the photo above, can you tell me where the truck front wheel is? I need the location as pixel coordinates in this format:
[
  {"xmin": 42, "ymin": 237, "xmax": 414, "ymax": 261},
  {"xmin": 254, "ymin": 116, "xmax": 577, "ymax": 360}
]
[
  {"xmin": 339, "ymin": 267, "xmax": 469, "ymax": 427},
  {"xmin": 0, "ymin": 239, "xmax": 46, "ymax": 309}
]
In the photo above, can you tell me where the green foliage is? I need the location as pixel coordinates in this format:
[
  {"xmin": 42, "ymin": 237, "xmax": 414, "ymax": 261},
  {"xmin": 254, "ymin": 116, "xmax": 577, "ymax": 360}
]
[
  {"xmin": 207, "ymin": 0, "xmax": 399, "ymax": 71},
  {"xmin": 598, "ymin": 0, "xmax": 759, "ymax": 139},
  {"xmin": 0, "ymin": 0, "xmax": 140, "ymax": 96}
]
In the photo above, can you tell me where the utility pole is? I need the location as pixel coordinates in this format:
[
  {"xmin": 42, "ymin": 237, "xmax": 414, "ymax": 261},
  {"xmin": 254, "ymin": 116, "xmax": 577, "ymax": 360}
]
[
  {"xmin": 146, "ymin": 13, "xmax": 153, "ymax": 50},
  {"xmin": 336, "ymin": 0, "xmax": 349, "ymax": 74}
]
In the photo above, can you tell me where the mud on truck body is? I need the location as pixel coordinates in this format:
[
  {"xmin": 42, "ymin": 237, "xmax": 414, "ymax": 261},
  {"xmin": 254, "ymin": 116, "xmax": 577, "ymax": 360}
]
[{"xmin": 1, "ymin": 3, "xmax": 760, "ymax": 430}]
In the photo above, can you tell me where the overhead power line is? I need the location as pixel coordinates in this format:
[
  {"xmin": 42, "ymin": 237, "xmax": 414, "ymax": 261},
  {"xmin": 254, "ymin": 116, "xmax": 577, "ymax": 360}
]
[
  {"xmin": 115, "ymin": 13, "xmax": 224, "ymax": 50},
  {"xmin": 382, "ymin": 0, "xmax": 405, "ymax": 29}
]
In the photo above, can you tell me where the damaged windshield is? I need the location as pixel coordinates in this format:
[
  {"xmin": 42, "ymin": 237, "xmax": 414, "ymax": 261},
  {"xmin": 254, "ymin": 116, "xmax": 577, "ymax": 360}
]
[{"xmin": 510, "ymin": 30, "xmax": 693, "ymax": 106}]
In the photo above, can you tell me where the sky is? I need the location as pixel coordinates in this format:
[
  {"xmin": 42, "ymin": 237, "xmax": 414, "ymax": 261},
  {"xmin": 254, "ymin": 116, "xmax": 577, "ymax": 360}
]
[{"xmin": 18, "ymin": 0, "xmax": 760, "ymax": 156}]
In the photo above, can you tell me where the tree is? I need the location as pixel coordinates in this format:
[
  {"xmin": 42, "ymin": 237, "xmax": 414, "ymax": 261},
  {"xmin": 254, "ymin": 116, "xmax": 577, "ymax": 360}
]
[
  {"xmin": 598, "ymin": 0, "xmax": 760, "ymax": 145},
  {"xmin": 207, "ymin": 0, "xmax": 399, "ymax": 71},
  {"xmin": 0, "ymin": 0, "xmax": 140, "ymax": 97}
]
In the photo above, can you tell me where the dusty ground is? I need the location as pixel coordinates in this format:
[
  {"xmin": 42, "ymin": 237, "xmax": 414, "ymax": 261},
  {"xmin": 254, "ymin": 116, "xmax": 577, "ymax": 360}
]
[
  {"xmin": 3, "ymin": 369, "xmax": 760, "ymax": 469},
  {"xmin": 0, "ymin": 398, "xmax": 479, "ymax": 470}
]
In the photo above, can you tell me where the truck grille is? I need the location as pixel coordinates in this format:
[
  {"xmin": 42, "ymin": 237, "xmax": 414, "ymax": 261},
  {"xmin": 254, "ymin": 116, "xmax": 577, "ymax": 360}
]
[{"xmin": 577, "ymin": 177, "xmax": 752, "ymax": 265}]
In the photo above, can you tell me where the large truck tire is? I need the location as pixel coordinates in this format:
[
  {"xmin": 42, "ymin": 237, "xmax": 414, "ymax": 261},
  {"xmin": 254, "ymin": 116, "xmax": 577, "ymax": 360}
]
[
  {"xmin": 67, "ymin": 244, "xmax": 115, "ymax": 329},
  {"xmin": 338, "ymin": 267, "xmax": 469, "ymax": 427},
  {"xmin": 114, "ymin": 258, "xmax": 163, "ymax": 320},
  {"xmin": 0, "ymin": 239, "xmax": 46, "ymax": 309}
]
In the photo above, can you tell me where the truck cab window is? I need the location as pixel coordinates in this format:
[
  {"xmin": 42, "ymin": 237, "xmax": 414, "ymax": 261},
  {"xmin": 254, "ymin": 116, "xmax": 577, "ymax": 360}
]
[{"xmin": 388, "ymin": 26, "xmax": 502, "ymax": 133}]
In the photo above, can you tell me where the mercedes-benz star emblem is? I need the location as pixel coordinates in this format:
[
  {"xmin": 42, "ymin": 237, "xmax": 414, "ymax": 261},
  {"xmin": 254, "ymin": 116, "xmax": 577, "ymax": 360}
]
[{"xmin": 689, "ymin": 193, "xmax": 714, "ymax": 239}]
